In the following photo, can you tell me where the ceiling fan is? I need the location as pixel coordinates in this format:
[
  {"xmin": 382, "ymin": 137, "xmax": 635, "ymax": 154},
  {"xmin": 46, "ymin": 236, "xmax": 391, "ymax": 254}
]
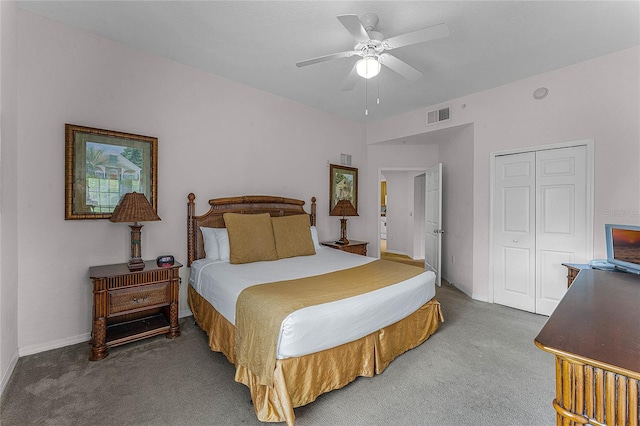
[{"xmin": 296, "ymin": 13, "xmax": 449, "ymax": 91}]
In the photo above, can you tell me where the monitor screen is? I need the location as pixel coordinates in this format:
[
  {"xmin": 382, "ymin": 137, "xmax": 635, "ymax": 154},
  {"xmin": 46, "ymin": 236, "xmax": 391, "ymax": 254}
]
[{"xmin": 605, "ymin": 224, "xmax": 640, "ymax": 274}]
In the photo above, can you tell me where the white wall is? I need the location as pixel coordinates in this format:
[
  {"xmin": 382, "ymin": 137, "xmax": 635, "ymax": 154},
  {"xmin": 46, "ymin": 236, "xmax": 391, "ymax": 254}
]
[
  {"xmin": 14, "ymin": 11, "xmax": 366, "ymax": 354},
  {"xmin": 6, "ymin": 8, "xmax": 639, "ymax": 362},
  {"xmin": 367, "ymin": 144, "xmax": 439, "ymax": 257},
  {"xmin": 368, "ymin": 125, "xmax": 475, "ymax": 294},
  {"xmin": 0, "ymin": 0, "xmax": 20, "ymax": 394},
  {"xmin": 438, "ymin": 124, "xmax": 474, "ymax": 296},
  {"xmin": 367, "ymin": 46, "xmax": 640, "ymax": 301}
]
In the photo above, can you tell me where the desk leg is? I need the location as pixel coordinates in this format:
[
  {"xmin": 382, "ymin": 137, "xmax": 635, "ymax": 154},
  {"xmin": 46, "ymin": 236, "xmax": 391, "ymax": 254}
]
[
  {"xmin": 553, "ymin": 356, "xmax": 640, "ymax": 426},
  {"xmin": 90, "ymin": 283, "xmax": 108, "ymax": 361},
  {"xmin": 554, "ymin": 357, "xmax": 590, "ymax": 425},
  {"xmin": 90, "ymin": 317, "xmax": 108, "ymax": 361}
]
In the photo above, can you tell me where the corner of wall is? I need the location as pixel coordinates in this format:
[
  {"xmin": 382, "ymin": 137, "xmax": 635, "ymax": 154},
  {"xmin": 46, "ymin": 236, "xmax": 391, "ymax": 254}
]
[
  {"xmin": 1, "ymin": 0, "xmax": 20, "ymax": 401},
  {"xmin": 0, "ymin": 348, "xmax": 18, "ymax": 397}
]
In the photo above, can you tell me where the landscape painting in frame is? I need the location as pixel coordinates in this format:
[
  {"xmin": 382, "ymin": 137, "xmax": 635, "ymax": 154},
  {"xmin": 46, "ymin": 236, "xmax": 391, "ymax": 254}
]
[
  {"xmin": 329, "ymin": 164, "xmax": 358, "ymax": 214},
  {"xmin": 612, "ymin": 228, "xmax": 640, "ymax": 264},
  {"xmin": 65, "ymin": 124, "xmax": 158, "ymax": 220}
]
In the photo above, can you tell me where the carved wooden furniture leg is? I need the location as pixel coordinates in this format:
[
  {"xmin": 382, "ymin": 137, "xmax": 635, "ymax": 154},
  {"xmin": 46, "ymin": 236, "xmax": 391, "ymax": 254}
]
[{"xmin": 90, "ymin": 317, "xmax": 108, "ymax": 361}]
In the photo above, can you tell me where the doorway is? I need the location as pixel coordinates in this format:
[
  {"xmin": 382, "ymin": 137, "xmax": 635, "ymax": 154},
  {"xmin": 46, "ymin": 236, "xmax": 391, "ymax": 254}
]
[
  {"xmin": 378, "ymin": 169, "xmax": 427, "ymax": 260},
  {"xmin": 490, "ymin": 140, "xmax": 594, "ymax": 315}
]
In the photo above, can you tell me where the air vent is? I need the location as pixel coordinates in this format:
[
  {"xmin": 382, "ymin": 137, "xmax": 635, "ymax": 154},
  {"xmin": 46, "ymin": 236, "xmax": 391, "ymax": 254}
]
[
  {"xmin": 340, "ymin": 153, "xmax": 352, "ymax": 166},
  {"xmin": 426, "ymin": 106, "xmax": 451, "ymax": 126}
]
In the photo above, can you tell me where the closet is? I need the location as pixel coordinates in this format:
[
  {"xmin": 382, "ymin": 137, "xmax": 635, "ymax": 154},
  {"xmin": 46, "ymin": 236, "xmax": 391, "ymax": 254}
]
[{"xmin": 491, "ymin": 142, "xmax": 592, "ymax": 315}]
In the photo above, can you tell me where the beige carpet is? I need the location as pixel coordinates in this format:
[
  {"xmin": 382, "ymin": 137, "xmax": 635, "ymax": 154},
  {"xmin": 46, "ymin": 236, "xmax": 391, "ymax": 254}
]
[{"xmin": 0, "ymin": 282, "xmax": 555, "ymax": 425}]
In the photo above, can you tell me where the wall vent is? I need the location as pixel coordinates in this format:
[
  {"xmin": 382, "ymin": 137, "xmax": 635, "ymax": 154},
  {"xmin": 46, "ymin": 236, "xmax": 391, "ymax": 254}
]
[
  {"xmin": 340, "ymin": 153, "xmax": 352, "ymax": 166},
  {"xmin": 426, "ymin": 106, "xmax": 451, "ymax": 126}
]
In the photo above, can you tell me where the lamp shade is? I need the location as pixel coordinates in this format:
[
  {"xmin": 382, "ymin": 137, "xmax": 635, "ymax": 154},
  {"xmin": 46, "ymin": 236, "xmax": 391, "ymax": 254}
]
[
  {"xmin": 356, "ymin": 57, "xmax": 381, "ymax": 79},
  {"xmin": 330, "ymin": 199, "xmax": 358, "ymax": 217},
  {"xmin": 109, "ymin": 192, "xmax": 160, "ymax": 223}
]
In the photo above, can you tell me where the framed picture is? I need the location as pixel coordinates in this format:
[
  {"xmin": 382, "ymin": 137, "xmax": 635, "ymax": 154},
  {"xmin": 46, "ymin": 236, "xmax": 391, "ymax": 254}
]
[
  {"xmin": 65, "ymin": 124, "xmax": 158, "ymax": 220},
  {"xmin": 329, "ymin": 164, "xmax": 358, "ymax": 214}
]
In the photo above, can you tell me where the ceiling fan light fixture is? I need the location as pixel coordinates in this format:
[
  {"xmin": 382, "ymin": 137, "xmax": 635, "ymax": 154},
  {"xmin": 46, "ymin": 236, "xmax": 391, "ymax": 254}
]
[{"xmin": 356, "ymin": 57, "xmax": 381, "ymax": 79}]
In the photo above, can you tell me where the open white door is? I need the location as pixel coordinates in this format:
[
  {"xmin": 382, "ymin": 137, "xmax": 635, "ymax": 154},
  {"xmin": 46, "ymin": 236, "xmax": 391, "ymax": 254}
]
[{"xmin": 425, "ymin": 163, "xmax": 443, "ymax": 286}]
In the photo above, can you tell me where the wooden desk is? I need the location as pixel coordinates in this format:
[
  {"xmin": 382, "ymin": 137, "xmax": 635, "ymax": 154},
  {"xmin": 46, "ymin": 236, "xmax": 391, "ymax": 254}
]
[{"xmin": 534, "ymin": 269, "xmax": 640, "ymax": 425}]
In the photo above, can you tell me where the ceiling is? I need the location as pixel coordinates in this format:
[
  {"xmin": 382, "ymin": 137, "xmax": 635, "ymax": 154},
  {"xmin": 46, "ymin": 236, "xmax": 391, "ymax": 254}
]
[{"xmin": 17, "ymin": 1, "xmax": 640, "ymax": 123}]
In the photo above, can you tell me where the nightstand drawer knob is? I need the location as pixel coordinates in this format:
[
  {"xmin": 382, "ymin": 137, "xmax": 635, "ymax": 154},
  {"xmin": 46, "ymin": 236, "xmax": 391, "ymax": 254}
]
[{"xmin": 133, "ymin": 296, "xmax": 148, "ymax": 303}]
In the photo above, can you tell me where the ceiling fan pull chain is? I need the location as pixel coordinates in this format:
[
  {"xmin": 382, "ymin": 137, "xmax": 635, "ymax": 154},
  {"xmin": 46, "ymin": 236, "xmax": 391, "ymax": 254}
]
[
  {"xmin": 377, "ymin": 73, "xmax": 380, "ymax": 105},
  {"xmin": 365, "ymin": 78, "xmax": 369, "ymax": 115}
]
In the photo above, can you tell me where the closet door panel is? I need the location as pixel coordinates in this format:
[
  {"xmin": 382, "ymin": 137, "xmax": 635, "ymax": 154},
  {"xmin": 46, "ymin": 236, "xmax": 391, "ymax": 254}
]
[
  {"xmin": 536, "ymin": 146, "xmax": 588, "ymax": 315},
  {"xmin": 493, "ymin": 152, "xmax": 536, "ymax": 312}
]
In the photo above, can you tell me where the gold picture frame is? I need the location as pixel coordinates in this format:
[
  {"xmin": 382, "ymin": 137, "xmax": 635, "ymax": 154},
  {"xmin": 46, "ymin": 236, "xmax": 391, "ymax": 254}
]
[
  {"xmin": 329, "ymin": 164, "xmax": 358, "ymax": 214},
  {"xmin": 65, "ymin": 124, "xmax": 158, "ymax": 220}
]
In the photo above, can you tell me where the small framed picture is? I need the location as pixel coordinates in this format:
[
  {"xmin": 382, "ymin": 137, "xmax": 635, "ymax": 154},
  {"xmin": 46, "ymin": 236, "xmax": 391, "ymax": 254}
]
[
  {"xmin": 65, "ymin": 124, "xmax": 158, "ymax": 220},
  {"xmin": 329, "ymin": 164, "xmax": 358, "ymax": 214}
]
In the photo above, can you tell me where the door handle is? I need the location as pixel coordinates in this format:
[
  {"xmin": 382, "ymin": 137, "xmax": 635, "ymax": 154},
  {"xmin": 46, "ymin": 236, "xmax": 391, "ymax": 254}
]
[{"xmin": 433, "ymin": 229, "xmax": 445, "ymax": 234}]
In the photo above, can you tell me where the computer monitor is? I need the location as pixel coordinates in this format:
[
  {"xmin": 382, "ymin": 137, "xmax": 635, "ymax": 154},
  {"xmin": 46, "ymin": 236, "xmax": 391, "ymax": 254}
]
[{"xmin": 605, "ymin": 224, "xmax": 640, "ymax": 274}]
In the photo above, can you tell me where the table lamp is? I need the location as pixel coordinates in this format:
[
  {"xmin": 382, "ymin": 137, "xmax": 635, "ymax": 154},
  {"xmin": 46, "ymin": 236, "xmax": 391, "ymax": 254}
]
[
  {"xmin": 330, "ymin": 199, "xmax": 358, "ymax": 245},
  {"xmin": 109, "ymin": 192, "xmax": 160, "ymax": 271}
]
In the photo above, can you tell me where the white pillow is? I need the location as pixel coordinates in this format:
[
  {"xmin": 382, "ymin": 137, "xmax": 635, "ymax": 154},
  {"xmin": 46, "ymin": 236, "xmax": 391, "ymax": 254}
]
[
  {"xmin": 200, "ymin": 227, "xmax": 220, "ymax": 260},
  {"xmin": 215, "ymin": 228, "xmax": 230, "ymax": 262},
  {"xmin": 310, "ymin": 226, "xmax": 321, "ymax": 251}
]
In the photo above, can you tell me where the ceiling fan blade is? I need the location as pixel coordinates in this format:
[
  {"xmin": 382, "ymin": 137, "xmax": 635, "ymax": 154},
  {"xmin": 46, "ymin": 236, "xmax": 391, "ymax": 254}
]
[
  {"xmin": 296, "ymin": 51, "xmax": 355, "ymax": 68},
  {"xmin": 341, "ymin": 63, "xmax": 359, "ymax": 91},
  {"xmin": 383, "ymin": 23, "xmax": 449, "ymax": 50},
  {"xmin": 337, "ymin": 14, "xmax": 370, "ymax": 43},
  {"xmin": 379, "ymin": 53, "xmax": 423, "ymax": 80}
]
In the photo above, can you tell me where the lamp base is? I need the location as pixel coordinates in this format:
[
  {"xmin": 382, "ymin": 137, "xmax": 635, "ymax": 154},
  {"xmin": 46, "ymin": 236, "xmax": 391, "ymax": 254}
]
[
  {"xmin": 127, "ymin": 258, "xmax": 145, "ymax": 271},
  {"xmin": 128, "ymin": 223, "xmax": 145, "ymax": 271},
  {"xmin": 338, "ymin": 218, "xmax": 350, "ymax": 245}
]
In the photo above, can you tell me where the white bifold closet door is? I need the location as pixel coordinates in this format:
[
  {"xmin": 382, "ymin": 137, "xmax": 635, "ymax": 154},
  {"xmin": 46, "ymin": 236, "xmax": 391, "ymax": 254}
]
[{"xmin": 492, "ymin": 145, "xmax": 588, "ymax": 315}]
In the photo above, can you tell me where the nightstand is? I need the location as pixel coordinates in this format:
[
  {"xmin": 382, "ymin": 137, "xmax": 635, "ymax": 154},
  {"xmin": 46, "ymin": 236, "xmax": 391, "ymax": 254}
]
[
  {"xmin": 89, "ymin": 260, "xmax": 182, "ymax": 361},
  {"xmin": 561, "ymin": 263, "xmax": 590, "ymax": 288},
  {"xmin": 321, "ymin": 240, "xmax": 368, "ymax": 256}
]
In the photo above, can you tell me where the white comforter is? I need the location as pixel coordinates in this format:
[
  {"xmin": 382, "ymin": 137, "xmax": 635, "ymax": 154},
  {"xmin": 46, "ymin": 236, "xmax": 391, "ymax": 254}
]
[{"xmin": 190, "ymin": 247, "xmax": 436, "ymax": 359}]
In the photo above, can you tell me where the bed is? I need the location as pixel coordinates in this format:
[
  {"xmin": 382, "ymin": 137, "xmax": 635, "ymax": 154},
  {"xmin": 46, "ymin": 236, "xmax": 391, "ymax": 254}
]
[{"xmin": 186, "ymin": 193, "xmax": 443, "ymax": 425}]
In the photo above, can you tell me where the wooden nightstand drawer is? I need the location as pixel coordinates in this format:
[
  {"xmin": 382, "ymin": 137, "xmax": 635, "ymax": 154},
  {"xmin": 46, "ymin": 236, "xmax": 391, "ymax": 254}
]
[
  {"xmin": 341, "ymin": 245, "xmax": 367, "ymax": 256},
  {"xmin": 321, "ymin": 240, "xmax": 368, "ymax": 256},
  {"xmin": 109, "ymin": 282, "xmax": 170, "ymax": 316}
]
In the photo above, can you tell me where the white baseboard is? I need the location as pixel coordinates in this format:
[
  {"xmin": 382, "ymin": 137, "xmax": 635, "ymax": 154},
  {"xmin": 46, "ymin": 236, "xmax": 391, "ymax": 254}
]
[
  {"xmin": 442, "ymin": 278, "xmax": 489, "ymax": 303},
  {"xmin": 18, "ymin": 310, "xmax": 194, "ymax": 358},
  {"xmin": 18, "ymin": 332, "xmax": 91, "ymax": 357},
  {"xmin": 383, "ymin": 249, "xmax": 409, "ymax": 256},
  {"xmin": 1, "ymin": 349, "xmax": 19, "ymax": 396},
  {"xmin": 471, "ymin": 293, "xmax": 489, "ymax": 303},
  {"xmin": 446, "ymin": 281, "xmax": 473, "ymax": 298}
]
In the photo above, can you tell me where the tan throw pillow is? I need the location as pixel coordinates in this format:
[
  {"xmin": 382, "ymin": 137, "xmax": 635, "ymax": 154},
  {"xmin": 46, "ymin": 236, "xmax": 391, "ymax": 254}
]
[
  {"xmin": 271, "ymin": 214, "xmax": 316, "ymax": 259},
  {"xmin": 223, "ymin": 213, "xmax": 278, "ymax": 264}
]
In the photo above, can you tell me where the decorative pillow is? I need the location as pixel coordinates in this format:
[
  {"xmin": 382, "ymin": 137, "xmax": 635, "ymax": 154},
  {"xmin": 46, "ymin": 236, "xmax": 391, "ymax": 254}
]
[
  {"xmin": 310, "ymin": 225, "xmax": 321, "ymax": 251},
  {"xmin": 200, "ymin": 227, "xmax": 220, "ymax": 260},
  {"xmin": 271, "ymin": 214, "xmax": 316, "ymax": 259},
  {"xmin": 223, "ymin": 213, "xmax": 278, "ymax": 264}
]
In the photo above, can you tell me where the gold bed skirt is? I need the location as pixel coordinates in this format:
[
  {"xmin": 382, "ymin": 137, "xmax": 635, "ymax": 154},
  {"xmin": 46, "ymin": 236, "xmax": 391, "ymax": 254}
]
[{"xmin": 188, "ymin": 284, "xmax": 443, "ymax": 426}]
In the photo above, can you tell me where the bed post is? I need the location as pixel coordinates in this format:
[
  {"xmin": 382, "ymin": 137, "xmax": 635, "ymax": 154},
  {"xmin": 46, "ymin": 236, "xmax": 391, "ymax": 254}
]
[
  {"xmin": 187, "ymin": 193, "xmax": 196, "ymax": 266},
  {"xmin": 311, "ymin": 197, "xmax": 316, "ymax": 226}
]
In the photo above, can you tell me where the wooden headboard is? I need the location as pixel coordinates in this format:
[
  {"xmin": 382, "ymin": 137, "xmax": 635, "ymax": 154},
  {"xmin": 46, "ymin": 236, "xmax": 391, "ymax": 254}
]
[{"xmin": 187, "ymin": 193, "xmax": 317, "ymax": 266}]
